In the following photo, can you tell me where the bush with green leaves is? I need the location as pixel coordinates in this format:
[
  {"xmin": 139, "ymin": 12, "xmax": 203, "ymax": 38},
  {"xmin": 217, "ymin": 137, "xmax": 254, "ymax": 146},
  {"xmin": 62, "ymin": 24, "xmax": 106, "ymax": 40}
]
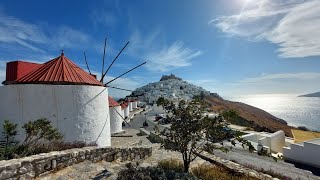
[
  {"xmin": 155, "ymin": 98, "xmax": 257, "ymax": 173},
  {"xmin": 14, "ymin": 118, "xmax": 63, "ymax": 157},
  {"xmin": 0, "ymin": 120, "xmax": 18, "ymax": 160},
  {"xmin": 0, "ymin": 118, "xmax": 94, "ymax": 160}
]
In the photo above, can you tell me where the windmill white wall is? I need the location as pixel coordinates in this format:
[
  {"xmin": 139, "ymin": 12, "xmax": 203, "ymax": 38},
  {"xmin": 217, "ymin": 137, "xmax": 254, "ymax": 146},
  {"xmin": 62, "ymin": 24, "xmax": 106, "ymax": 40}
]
[
  {"xmin": 121, "ymin": 109, "xmax": 125, "ymax": 119},
  {"xmin": 109, "ymin": 105, "xmax": 123, "ymax": 134},
  {"xmin": 0, "ymin": 84, "xmax": 111, "ymax": 147},
  {"xmin": 129, "ymin": 102, "xmax": 133, "ymax": 111},
  {"xmin": 133, "ymin": 101, "xmax": 138, "ymax": 109},
  {"xmin": 124, "ymin": 106, "xmax": 129, "ymax": 117}
]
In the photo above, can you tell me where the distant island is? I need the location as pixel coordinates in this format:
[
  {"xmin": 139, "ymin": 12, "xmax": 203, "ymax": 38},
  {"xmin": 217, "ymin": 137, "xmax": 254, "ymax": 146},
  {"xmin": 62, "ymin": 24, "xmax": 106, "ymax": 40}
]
[{"xmin": 299, "ymin": 91, "xmax": 320, "ymax": 97}]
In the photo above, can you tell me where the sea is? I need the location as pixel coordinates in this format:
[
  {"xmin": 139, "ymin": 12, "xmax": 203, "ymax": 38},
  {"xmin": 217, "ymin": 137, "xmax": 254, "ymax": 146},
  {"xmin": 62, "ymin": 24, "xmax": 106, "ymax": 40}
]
[{"xmin": 225, "ymin": 94, "xmax": 320, "ymax": 131}]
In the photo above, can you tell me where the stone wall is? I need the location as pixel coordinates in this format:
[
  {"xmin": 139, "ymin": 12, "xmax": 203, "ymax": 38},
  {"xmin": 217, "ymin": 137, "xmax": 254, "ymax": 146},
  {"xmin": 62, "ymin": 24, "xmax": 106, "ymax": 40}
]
[{"xmin": 0, "ymin": 146, "xmax": 152, "ymax": 179}]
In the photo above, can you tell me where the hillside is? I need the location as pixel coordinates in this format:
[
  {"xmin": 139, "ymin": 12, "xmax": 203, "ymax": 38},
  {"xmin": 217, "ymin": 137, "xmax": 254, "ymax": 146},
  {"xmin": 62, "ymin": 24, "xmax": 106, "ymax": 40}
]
[
  {"xmin": 299, "ymin": 91, "xmax": 320, "ymax": 97},
  {"xmin": 131, "ymin": 74, "xmax": 293, "ymax": 137},
  {"xmin": 205, "ymin": 96, "xmax": 293, "ymax": 137}
]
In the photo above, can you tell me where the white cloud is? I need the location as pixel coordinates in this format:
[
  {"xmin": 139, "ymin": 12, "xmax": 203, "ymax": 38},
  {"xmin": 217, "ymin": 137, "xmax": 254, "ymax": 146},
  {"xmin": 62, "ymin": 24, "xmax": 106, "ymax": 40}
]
[
  {"xmin": 211, "ymin": 0, "xmax": 320, "ymax": 58},
  {"xmin": 52, "ymin": 26, "xmax": 92, "ymax": 49},
  {"xmin": 144, "ymin": 41, "xmax": 202, "ymax": 72},
  {"xmin": 241, "ymin": 72, "xmax": 320, "ymax": 83},
  {"xmin": 128, "ymin": 29, "xmax": 203, "ymax": 72},
  {"xmin": 0, "ymin": 14, "xmax": 48, "ymax": 52},
  {"xmin": 0, "ymin": 12, "xmax": 93, "ymax": 54}
]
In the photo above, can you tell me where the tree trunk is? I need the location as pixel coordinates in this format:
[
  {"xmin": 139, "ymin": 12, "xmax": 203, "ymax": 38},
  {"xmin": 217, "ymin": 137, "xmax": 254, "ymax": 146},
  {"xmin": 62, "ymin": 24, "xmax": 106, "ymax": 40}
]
[{"xmin": 183, "ymin": 160, "xmax": 190, "ymax": 173}]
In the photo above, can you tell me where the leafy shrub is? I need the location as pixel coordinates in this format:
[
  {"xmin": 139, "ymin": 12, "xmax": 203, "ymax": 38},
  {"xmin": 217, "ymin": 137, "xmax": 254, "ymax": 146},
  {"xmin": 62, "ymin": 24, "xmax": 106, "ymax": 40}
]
[
  {"xmin": 0, "ymin": 120, "xmax": 18, "ymax": 160},
  {"xmin": 14, "ymin": 118, "xmax": 63, "ymax": 157},
  {"xmin": 0, "ymin": 119, "xmax": 96, "ymax": 160}
]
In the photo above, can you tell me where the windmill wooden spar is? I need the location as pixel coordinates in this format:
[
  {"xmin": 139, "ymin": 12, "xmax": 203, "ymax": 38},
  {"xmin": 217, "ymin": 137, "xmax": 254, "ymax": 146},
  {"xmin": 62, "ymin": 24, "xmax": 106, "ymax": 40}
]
[{"xmin": 85, "ymin": 37, "xmax": 147, "ymax": 128}]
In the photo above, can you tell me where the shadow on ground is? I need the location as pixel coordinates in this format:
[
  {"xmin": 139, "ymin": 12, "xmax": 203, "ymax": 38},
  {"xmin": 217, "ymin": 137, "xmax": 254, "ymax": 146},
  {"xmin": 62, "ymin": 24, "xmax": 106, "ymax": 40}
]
[{"xmin": 285, "ymin": 160, "xmax": 320, "ymax": 176}]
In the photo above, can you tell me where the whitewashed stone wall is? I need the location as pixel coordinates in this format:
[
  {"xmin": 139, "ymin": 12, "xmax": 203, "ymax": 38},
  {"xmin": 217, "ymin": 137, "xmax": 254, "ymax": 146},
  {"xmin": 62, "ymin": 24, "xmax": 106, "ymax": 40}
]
[
  {"xmin": 0, "ymin": 84, "xmax": 111, "ymax": 147},
  {"xmin": 283, "ymin": 139, "xmax": 320, "ymax": 168}
]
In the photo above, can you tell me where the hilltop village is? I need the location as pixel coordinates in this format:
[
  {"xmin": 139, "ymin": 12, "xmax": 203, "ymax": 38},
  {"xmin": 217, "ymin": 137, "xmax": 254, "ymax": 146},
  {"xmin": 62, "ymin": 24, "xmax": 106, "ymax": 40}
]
[{"xmin": 132, "ymin": 74, "xmax": 219, "ymax": 104}]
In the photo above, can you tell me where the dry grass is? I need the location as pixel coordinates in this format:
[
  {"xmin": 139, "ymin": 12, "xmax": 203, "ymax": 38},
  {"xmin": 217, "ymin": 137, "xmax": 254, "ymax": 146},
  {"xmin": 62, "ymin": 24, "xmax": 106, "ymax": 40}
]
[
  {"xmin": 291, "ymin": 129, "xmax": 320, "ymax": 143},
  {"xmin": 191, "ymin": 163, "xmax": 258, "ymax": 180},
  {"xmin": 157, "ymin": 158, "xmax": 184, "ymax": 173}
]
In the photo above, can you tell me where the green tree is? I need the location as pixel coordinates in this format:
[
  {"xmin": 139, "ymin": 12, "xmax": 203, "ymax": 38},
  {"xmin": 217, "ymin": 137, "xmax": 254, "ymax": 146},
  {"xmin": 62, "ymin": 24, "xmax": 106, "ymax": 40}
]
[
  {"xmin": 222, "ymin": 109, "xmax": 239, "ymax": 123},
  {"xmin": 17, "ymin": 118, "xmax": 63, "ymax": 156},
  {"xmin": 156, "ymin": 97, "xmax": 169, "ymax": 107},
  {"xmin": 0, "ymin": 120, "xmax": 18, "ymax": 159},
  {"xmin": 155, "ymin": 99, "xmax": 254, "ymax": 173}
]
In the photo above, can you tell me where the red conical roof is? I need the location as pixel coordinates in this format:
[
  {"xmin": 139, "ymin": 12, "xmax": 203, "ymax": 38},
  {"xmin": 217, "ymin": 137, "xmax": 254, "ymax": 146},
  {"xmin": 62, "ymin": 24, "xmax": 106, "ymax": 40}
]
[
  {"xmin": 108, "ymin": 96, "xmax": 120, "ymax": 107},
  {"xmin": 15, "ymin": 53, "xmax": 103, "ymax": 86},
  {"xmin": 121, "ymin": 102, "xmax": 128, "ymax": 109}
]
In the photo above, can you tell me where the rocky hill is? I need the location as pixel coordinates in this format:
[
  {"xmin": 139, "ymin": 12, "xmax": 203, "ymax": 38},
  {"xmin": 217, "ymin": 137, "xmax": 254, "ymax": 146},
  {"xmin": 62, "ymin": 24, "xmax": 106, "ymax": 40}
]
[
  {"xmin": 130, "ymin": 74, "xmax": 293, "ymax": 137},
  {"xmin": 299, "ymin": 91, "xmax": 320, "ymax": 97},
  {"xmin": 131, "ymin": 74, "xmax": 218, "ymax": 103}
]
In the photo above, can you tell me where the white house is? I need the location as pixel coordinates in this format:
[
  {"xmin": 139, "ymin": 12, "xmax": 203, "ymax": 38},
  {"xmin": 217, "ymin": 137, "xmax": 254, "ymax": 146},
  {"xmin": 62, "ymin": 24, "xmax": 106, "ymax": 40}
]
[
  {"xmin": 242, "ymin": 130, "xmax": 286, "ymax": 153},
  {"xmin": 0, "ymin": 53, "xmax": 111, "ymax": 147}
]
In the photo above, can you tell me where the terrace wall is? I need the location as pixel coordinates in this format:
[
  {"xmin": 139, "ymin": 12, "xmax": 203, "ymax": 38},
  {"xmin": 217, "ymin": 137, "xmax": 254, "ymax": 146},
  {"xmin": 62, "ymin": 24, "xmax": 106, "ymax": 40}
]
[{"xmin": 0, "ymin": 146, "xmax": 152, "ymax": 179}]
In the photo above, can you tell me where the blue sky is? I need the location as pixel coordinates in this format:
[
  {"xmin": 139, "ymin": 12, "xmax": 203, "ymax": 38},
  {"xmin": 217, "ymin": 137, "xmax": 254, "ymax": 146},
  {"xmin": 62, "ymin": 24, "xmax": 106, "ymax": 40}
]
[{"xmin": 1, "ymin": 0, "xmax": 320, "ymax": 98}]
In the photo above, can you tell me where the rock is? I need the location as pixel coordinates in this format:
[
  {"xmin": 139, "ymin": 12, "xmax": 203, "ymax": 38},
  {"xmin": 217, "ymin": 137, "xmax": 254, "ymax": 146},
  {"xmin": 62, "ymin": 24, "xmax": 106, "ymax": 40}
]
[
  {"xmin": 0, "ymin": 169, "xmax": 17, "ymax": 179},
  {"xmin": 160, "ymin": 74, "xmax": 182, "ymax": 81}
]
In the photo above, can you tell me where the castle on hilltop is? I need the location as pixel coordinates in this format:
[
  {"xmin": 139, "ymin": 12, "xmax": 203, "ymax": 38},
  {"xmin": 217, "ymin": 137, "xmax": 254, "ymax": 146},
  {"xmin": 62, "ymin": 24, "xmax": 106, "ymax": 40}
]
[{"xmin": 159, "ymin": 74, "xmax": 182, "ymax": 81}]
